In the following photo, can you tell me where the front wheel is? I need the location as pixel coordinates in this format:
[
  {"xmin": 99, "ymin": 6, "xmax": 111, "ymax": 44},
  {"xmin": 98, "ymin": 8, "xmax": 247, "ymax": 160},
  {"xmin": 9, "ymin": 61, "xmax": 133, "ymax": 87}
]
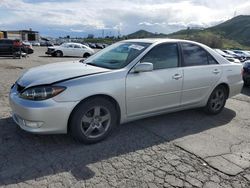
[
  {"xmin": 55, "ymin": 50, "xmax": 63, "ymax": 57},
  {"xmin": 204, "ymin": 86, "xmax": 227, "ymax": 115},
  {"xmin": 69, "ymin": 97, "xmax": 118, "ymax": 144},
  {"xmin": 83, "ymin": 53, "xmax": 90, "ymax": 58}
]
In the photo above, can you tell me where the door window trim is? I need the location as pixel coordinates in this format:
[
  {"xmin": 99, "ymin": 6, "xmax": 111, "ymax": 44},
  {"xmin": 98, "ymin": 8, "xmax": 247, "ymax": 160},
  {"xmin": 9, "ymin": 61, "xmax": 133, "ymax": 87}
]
[
  {"xmin": 179, "ymin": 42, "xmax": 219, "ymax": 67},
  {"xmin": 138, "ymin": 42, "xmax": 181, "ymax": 71}
]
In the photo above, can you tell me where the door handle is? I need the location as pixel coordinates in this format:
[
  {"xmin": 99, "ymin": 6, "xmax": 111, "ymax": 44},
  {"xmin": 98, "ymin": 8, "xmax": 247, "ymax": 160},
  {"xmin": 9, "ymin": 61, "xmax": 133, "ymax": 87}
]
[
  {"xmin": 172, "ymin": 74, "xmax": 182, "ymax": 80},
  {"xmin": 213, "ymin": 69, "xmax": 220, "ymax": 74}
]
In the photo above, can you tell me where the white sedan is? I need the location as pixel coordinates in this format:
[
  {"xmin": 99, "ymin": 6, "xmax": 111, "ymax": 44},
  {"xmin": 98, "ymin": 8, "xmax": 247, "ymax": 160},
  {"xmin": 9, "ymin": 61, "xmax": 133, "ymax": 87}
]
[{"xmin": 46, "ymin": 42, "xmax": 95, "ymax": 57}]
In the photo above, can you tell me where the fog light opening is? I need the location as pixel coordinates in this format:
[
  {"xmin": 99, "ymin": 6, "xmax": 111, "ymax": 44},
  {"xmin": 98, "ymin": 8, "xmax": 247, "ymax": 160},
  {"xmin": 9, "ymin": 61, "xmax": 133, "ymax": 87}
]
[{"xmin": 24, "ymin": 120, "xmax": 44, "ymax": 128}]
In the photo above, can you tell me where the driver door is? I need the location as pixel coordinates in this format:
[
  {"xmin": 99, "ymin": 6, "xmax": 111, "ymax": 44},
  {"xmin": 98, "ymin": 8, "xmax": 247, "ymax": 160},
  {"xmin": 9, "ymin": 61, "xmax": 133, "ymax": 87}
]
[{"xmin": 126, "ymin": 43, "xmax": 183, "ymax": 117}]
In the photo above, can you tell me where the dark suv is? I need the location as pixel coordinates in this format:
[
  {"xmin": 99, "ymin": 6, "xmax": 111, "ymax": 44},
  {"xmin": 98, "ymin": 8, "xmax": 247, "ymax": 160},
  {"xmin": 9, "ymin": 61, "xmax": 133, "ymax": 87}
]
[
  {"xmin": 242, "ymin": 61, "xmax": 250, "ymax": 86},
  {"xmin": 0, "ymin": 39, "xmax": 33, "ymax": 58}
]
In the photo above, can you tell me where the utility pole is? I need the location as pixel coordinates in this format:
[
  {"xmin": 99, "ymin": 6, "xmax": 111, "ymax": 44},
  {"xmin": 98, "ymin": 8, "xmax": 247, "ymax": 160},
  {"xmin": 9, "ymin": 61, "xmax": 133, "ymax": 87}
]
[
  {"xmin": 102, "ymin": 29, "xmax": 104, "ymax": 38},
  {"xmin": 234, "ymin": 10, "xmax": 237, "ymax": 17}
]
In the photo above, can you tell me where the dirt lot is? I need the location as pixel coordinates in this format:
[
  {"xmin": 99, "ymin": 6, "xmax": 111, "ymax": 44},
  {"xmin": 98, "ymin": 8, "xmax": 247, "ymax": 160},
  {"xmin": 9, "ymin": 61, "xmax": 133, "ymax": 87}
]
[{"xmin": 0, "ymin": 47, "xmax": 250, "ymax": 188}]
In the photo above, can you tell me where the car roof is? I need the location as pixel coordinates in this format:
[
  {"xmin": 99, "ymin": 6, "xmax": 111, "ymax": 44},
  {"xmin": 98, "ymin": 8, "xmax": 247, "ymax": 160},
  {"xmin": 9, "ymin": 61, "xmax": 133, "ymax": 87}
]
[
  {"xmin": 64, "ymin": 42, "xmax": 82, "ymax": 45},
  {"xmin": 122, "ymin": 38, "xmax": 202, "ymax": 44}
]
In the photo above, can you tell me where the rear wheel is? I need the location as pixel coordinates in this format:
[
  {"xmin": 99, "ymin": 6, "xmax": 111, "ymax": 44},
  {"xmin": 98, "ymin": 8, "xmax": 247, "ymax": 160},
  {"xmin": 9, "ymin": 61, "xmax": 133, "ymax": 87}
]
[
  {"xmin": 69, "ymin": 97, "xmax": 118, "ymax": 144},
  {"xmin": 204, "ymin": 86, "xmax": 227, "ymax": 115}
]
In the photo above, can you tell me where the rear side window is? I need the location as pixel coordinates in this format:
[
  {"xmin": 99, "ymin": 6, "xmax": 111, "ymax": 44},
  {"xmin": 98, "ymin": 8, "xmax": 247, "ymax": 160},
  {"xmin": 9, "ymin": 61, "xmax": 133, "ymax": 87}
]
[
  {"xmin": 141, "ymin": 43, "xmax": 179, "ymax": 70},
  {"xmin": 6, "ymin": 40, "xmax": 13, "ymax": 44},
  {"xmin": 181, "ymin": 43, "xmax": 209, "ymax": 66},
  {"xmin": 207, "ymin": 53, "xmax": 218, "ymax": 65},
  {"xmin": 0, "ymin": 40, "xmax": 12, "ymax": 44}
]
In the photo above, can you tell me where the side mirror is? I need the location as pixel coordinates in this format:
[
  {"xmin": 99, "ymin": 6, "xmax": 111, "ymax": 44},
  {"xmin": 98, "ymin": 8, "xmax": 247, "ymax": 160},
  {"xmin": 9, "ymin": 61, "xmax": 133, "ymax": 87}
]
[{"xmin": 133, "ymin": 62, "xmax": 153, "ymax": 73}]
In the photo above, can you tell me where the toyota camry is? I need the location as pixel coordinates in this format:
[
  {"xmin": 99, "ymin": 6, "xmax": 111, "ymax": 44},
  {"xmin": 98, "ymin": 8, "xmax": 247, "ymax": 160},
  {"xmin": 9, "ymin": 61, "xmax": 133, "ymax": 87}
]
[{"xmin": 9, "ymin": 39, "xmax": 243, "ymax": 143}]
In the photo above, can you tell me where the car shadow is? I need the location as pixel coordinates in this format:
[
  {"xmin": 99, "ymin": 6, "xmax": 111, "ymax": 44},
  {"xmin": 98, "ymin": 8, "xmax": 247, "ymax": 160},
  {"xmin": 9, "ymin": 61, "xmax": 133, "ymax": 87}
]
[
  {"xmin": 38, "ymin": 56, "xmax": 83, "ymax": 58},
  {"xmin": 0, "ymin": 108, "xmax": 236, "ymax": 185}
]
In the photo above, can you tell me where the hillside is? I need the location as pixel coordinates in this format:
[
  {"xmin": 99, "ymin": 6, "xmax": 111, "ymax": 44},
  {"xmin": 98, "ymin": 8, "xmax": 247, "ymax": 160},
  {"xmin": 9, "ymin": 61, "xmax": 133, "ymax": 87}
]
[
  {"xmin": 127, "ymin": 30, "xmax": 167, "ymax": 39},
  {"xmin": 127, "ymin": 15, "xmax": 250, "ymax": 49},
  {"xmin": 208, "ymin": 15, "xmax": 250, "ymax": 46},
  {"xmin": 168, "ymin": 15, "xmax": 250, "ymax": 49}
]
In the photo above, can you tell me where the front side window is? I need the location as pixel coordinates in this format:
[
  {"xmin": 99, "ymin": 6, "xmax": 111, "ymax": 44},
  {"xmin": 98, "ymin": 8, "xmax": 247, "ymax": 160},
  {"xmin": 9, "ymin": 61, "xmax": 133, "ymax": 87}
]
[
  {"xmin": 84, "ymin": 42, "xmax": 150, "ymax": 69},
  {"xmin": 140, "ymin": 43, "xmax": 179, "ymax": 70},
  {"xmin": 181, "ymin": 43, "xmax": 209, "ymax": 66}
]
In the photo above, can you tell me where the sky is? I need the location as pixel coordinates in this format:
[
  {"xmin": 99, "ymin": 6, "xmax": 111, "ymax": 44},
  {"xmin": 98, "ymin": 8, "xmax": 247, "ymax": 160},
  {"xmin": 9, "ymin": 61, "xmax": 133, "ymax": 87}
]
[{"xmin": 0, "ymin": 0, "xmax": 250, "ymax": 38}]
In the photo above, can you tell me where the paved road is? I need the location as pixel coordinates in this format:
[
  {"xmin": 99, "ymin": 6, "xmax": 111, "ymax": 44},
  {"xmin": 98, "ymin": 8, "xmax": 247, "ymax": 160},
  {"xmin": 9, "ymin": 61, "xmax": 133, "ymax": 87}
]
[{"xmin": 0, "ymin": 47, "xmax": 249, "ymax": 187}]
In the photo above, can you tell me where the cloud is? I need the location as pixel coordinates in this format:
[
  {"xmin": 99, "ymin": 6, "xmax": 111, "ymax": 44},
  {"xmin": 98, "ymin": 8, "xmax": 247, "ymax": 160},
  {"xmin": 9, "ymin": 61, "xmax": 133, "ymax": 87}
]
[{"xmin": 0, "ymin": 0, "xmax": 250, "ymax": 37}]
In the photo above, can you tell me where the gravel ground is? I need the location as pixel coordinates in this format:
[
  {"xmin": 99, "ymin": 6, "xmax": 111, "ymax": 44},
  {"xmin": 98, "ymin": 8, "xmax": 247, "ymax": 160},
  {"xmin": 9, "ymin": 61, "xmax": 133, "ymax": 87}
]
[{"xmin": 0, "ymin": 47, "xmax": 249, "ymax": 188}]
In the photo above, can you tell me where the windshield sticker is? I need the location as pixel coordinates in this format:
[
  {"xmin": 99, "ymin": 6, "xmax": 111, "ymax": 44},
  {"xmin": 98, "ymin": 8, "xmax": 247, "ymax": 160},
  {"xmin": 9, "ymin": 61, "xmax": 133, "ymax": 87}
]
[{"xmin": 129, "ymin": 44, "xmax": 145, "ymax": 51}]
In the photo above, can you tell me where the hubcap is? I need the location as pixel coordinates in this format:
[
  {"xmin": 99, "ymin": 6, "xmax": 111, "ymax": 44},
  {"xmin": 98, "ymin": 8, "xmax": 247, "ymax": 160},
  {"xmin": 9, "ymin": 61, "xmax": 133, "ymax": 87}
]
[
  {"xmin": 81, "ymin": 106, "xmax": 111, "ymax": 139},
  {"xmin": 210, "ymin": 89, "xmax": 225, "ymax": 111}
]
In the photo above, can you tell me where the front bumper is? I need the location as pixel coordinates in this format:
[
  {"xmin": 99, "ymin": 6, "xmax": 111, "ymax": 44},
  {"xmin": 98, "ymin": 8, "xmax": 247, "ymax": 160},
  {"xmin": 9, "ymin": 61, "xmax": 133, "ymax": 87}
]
[
  {"xmin": 45, "ymin": 51, "xmax": 54, "ymax": 55},
  {"xmin": 9, "ymin": 88, "xmax": 78, "ymax": 134},
  {"xmin": 45, "ymin": 49, "xmax": 55, "ymax": 55}
]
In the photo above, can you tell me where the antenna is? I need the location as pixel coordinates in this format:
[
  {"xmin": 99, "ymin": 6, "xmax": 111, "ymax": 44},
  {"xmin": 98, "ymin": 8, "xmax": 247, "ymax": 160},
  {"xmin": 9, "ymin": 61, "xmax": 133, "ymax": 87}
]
[{"xmin": 234, "ymin": 10, "xmax": 237, "ymax": 17}]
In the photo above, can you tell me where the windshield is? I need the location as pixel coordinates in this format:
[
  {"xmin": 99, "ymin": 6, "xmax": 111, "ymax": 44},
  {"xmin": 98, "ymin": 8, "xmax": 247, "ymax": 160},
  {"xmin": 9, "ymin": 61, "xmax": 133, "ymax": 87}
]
[
  {"xmin": 84, "ymin": 42, "xmax": 151, "ymax": 69},
  {"xmin": 60, "ymin": 43, "xmax": 69, "ymax": 47}
]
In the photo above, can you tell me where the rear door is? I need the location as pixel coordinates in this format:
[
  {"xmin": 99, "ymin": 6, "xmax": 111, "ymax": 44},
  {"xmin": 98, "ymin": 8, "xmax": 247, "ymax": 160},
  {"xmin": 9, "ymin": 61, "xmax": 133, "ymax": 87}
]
[
  {"xmin": 180, "ymin": 43, "xmax": 222, "ymax": 106},
  {"xmin": 73, "ymin": 44, "xmax": 84, "ymax": 57},
  {"xmin": 0, "ymin": 39, "xmax": 13, "ymax": 55}
]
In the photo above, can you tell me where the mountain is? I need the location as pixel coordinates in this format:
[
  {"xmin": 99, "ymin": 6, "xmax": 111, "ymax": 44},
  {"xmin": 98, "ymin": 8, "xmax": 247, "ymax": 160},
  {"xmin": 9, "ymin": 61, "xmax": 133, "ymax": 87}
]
[
  {"xmin": 127, "ymin": 30, "xmax": 167, "ymax": 39},
  {"xmin": 167, "ymin": 15, "xmax": 250, "ymax": 49},
  {"xmin": 126, "ymin": 15, "xmax": 250, "ymax": 49},
  {"xmin": 208, "ymin": 15, "xmax": 250, "ymax": 46}
]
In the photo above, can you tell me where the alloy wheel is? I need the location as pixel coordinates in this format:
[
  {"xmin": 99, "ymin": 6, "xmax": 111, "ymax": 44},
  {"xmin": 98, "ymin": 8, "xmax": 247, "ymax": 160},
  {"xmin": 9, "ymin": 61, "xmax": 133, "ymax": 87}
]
[
  {"xmin": 81, "ymin": 106, "xmax": 111, "ymax": 139},
  {"xmin": 210, "ymin": 88, "xmax": 225, "ymax": 111}
]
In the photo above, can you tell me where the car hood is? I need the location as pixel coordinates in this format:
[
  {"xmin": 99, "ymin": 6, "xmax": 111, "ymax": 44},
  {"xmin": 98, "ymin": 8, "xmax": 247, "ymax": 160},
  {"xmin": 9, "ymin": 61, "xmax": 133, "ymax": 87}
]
[{"xmin": 17, "ymin": 61, "xmax": 110, "ymax": 88}]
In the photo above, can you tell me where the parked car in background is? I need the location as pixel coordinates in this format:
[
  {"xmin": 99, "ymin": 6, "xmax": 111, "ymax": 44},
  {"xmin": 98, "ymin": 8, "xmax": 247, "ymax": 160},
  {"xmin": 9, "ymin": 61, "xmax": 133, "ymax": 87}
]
[
  {"xmin": 214, "ymin": 49, "xmax": 240, "ymax": 63},
  {"xmin": 10, "ymin": 39, "xmax": 243, "ymax": 144},
  {"xmin": 40, "ymin": 41, "xmax": 54, "ymax": 47},
  {"xmin": 46, "ymin": 42, "xmax": 94, "ymax": 57},
  {"xmin": 103, "ymin": 43, "xmax": 109, "ymax": 48},
  {"xmin": 223, "ymin": 50, "xmax": 246, "ymax": 62},
  {"xmin": 22, "ymin": 41, "xmax": 34, "ymax": 54},
  {"xmin": 242, "ymin": 60, "xmax": 250, "ymax": 86},
  {"xmin": 81, "ymin": 43, "xmax": 89, "ymax": 47},
  {"xmin": 88, "ymin": 43, "xmax": 96, "ymax": 48},
  {"xmin": 31, "ymin": 41, "xmax": 40, "ymax": 46},
  {"xmin": 233, "ymin": 50, "xmax": 250, "ymax": 61},
  {"xmin": 0, "ymin": 39, "xmax": 33, "ymax": 58},
  {"xmin": 95, "ymin": 43, "xmax": 104, "ymax": 49}
]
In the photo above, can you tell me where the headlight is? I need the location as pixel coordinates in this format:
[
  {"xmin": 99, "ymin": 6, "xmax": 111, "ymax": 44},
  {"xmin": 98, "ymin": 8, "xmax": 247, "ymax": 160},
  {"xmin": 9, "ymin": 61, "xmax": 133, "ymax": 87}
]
[{"xmin": 20, "ymin": 86, "xmax": 66, "ymax": 101}]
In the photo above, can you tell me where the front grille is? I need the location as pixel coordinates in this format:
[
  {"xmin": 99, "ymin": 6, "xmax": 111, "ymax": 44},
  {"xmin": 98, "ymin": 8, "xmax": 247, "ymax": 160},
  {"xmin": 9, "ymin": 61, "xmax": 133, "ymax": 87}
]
[
  {"xmin": 47, "ymin": 48, "xmax": 55, "ymax": 53},
  {"xmin": 16, "ymin": 83, "xmax": 25, "ymax": 93}
]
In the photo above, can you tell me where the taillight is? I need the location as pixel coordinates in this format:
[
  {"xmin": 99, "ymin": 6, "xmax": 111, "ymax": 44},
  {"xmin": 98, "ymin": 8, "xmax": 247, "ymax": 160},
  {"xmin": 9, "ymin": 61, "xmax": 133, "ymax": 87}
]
[{"xmin": 241, "ymin": 68, "xmax": 244, "ymax": 76}]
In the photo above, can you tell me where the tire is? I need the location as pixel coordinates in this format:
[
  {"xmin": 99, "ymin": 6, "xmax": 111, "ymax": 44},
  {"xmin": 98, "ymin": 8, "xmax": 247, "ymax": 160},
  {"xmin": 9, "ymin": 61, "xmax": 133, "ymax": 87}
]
[
  {"xmin": 243, "ymin": 80, "xmax": 250, "ymax": 86},
  {"xmin": 55, "ymin": 50, "xmax": 63, "ymax": 57},
  {"xmin": 204, "ymin": 86, "xmax": 227, "ymax": 115},
  {"xmin": 69, "ymin": 97, "xmax": 118, "ymax": 144},
  {"xmin": 83, "ymin": 53, "xmax": 90, "ymax": 58}
]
